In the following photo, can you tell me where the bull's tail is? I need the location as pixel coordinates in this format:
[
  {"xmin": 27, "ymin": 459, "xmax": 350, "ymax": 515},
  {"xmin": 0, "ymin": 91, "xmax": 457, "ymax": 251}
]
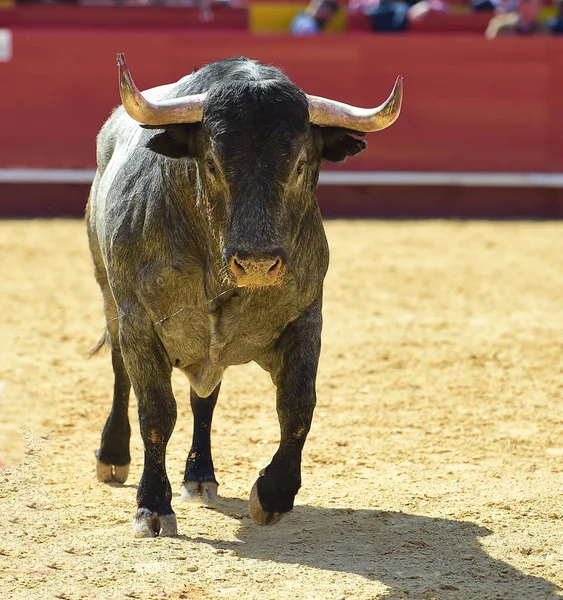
[{"xmin": 88, "ymin": 332, "xmax": 108, "ymax": 358}]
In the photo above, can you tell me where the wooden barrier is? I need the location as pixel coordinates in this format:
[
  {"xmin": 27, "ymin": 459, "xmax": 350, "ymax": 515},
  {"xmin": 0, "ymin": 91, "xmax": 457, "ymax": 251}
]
[
  {"xmin": 2, "ymin": 182, "xmax": 563, "ymax": 219},
  {"xmin": 0, "ymin": 4, "xmax": 249, "ymax": 29},
  {"xmin": 0, "ymin": 29, "xmax": 562, "ymax": 217},
  {"xmin": 1, "ymin": 30, "xmax": 562, "ymax": 172}
]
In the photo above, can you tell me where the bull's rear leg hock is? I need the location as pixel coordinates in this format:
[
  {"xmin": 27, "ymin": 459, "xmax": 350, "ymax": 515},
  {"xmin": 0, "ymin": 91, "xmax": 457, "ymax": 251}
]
[
  {"xmin": 250, "ymin": 305, "xmax": 320, "ymax": 525},
  {"xmin": 181, "ymin": 384, "xmax": 220, "ymax": 506},
  {"xmin": 95, "ymin": 295, "xmax": 131, "ymax": 484}
]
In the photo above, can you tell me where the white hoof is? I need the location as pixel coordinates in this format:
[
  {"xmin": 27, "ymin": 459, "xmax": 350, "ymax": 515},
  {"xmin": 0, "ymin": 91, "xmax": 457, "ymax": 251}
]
[
  {"xmin": 96, "ymin": 460, "xmax": 113, "ymax": 483},
  {"xmin": 96, "ymin": 459, "xmax": 130, "ymax": 484},
  {"xmin": 181, "ymin": 481, "xmax": 218, "ymax": 506},
  {"xmin": 113, "ymin": 464, "xmax": 130, "ymax": 483},
  {"xmin": 133, "ymin": 509, "xmax": 177, "ymax": 538}
]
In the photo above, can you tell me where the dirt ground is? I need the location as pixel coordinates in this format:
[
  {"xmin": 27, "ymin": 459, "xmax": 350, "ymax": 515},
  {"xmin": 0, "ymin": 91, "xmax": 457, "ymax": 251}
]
[{"xmin": 1, "ymin": 218, "xmax": 562, "ymax": 600}]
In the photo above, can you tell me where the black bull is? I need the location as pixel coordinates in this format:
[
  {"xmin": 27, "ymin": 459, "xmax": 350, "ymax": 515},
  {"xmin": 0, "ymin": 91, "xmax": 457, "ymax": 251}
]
[{"xmin": 86, "ymin": 55, "xmax": 403, "ymax": 537}]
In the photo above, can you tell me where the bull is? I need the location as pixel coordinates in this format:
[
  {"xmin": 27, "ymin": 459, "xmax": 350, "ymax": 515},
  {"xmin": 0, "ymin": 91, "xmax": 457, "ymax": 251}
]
[{"xmin": 86, "ymin": 53, "xmax": 402, "ymax": 537}]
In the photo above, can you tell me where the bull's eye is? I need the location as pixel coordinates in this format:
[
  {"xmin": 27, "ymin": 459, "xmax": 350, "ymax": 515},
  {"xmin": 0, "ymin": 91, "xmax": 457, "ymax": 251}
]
[
  {"xmin": 296, "ymin": 160, "xmax": 307, "ymax": 176},
  {"xmin": 206, "ymin": 158, "xmax": 217, "ymax": 175}
]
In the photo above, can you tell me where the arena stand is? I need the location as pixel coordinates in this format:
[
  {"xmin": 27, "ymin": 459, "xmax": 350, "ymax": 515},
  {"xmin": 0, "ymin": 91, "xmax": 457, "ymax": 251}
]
[{"xmin": 0, "ymin": 3, "xmax": 562, "ymax": 217}]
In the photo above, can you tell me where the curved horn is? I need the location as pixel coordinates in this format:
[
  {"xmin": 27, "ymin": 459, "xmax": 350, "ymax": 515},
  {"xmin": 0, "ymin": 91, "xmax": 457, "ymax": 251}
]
[
  {"xmin": 307, "ymin": 75, "xmax": 403, "ymax": 133},
  {"xmin": 117, "ymin": 53, "xmax": 206, "ymax": 125}
]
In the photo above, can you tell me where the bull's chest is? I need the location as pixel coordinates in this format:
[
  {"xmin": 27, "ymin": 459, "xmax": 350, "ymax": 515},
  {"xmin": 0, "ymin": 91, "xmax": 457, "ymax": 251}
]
[{"xmin": 155, "ymin": 292, "xmax": 298, "ymax": 397}]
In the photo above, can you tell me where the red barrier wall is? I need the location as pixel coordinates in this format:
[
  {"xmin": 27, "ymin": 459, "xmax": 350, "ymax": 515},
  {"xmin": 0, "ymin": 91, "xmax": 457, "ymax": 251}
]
[
  {"xmin": 0, "ymin": 5, "xmax": 248, "ymax": 30},
  {"xmin": 1, "ymin": 30, "xmax": 562, "ymax": 174},
  {"xmin": 3, "ymin": 183, "xmax": 563, "ymax": 219}
]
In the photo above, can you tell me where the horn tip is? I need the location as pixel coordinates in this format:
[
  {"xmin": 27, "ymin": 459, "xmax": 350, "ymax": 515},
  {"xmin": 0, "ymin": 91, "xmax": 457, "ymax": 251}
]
[{"xmin": 117, "ymin": 52, "xmax": 126, "ymax": 67}]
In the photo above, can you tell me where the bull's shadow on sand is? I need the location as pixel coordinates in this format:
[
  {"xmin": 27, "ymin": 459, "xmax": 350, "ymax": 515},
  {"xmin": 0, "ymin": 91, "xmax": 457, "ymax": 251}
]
[{"xmin": 188, "ymin": 497, "xmax": 560, "ymax": 599}]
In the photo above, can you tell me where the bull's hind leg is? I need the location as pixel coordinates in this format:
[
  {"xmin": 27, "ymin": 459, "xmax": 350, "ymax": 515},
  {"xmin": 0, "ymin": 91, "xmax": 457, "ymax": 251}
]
[
  {"xmin": 87, "ymin": 214, "xmax": 132, "ymax": 485},
  {"xmin": 118, "ymin": 314, "xmax": 178, "ymax": 538},
  {"xmin": 181, "ymin": 384, "xmax": 220, "ymax": 506},
  {"xmin": 95, "ymin": 287, "xmax": 132, "ymax": 484}
]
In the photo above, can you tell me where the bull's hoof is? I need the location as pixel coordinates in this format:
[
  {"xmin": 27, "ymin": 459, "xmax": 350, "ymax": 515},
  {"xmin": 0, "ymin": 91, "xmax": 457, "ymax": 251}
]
[
  {"xmin": 181, "ymin": 480, "xmax": 218, "ymax": 506},
  {"xmin": 249, "ymin": 480, "xmax": 282, "ymax": 526},
  {"xmin": 133, "ymin": 508, "xmax": 177, "ymax": 538},
  {"xmin": 96, "ymin": 459, "xmax": 130, "ymax": 484}
]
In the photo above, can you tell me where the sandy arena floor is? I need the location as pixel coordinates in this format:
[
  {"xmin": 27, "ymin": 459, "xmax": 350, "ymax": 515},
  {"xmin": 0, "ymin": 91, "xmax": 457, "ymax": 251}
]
[{"xmin": 0, "ymin": 219, "xmax": 562, "ymax": 600}]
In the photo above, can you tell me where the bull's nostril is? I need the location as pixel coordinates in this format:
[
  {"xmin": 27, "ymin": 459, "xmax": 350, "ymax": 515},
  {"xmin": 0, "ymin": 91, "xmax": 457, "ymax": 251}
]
[
  {"xmin": 231, "ymin": 257, "xmax": 246, "ymax": 274},
  {"xmin": 268, "ymin": 259, "xmax": 281, "ymax": 273}
]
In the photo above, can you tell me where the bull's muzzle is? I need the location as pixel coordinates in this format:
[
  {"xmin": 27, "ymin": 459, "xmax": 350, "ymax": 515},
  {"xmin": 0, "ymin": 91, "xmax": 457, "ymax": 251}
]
[{"xmin": 227, "ymin": 251, "xmax": 286, "ymax": 288}]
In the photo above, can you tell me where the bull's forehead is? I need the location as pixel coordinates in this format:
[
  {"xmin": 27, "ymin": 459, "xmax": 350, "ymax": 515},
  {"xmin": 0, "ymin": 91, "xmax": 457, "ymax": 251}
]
[
  {"xmin": 203, "ymin": 80, "xmax": 309, "ymax": 144},
  {"xmin": 211, "ymin": 123, "xmax": 305, "ymax": 161},
  {"xmin": 206, "ymin": 117, "xmax": 309, "ymax": 177},
  {"xmin": 206, "ymin": 108, "xmax": 308, "ymax": 143},
  {"xmin": 202, "ymin": 79, "xmax": 310, "ymax": 176}
]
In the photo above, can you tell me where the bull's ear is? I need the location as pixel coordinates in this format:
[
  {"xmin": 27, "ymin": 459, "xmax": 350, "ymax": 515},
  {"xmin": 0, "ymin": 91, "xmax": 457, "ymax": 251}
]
[
  {"xmin": 142, "ymin": 123, "xmax": 200, "ymax": 159},
  {"xmin": 318, "ymin": 127, "xmax": 367, "ymax": 163}
]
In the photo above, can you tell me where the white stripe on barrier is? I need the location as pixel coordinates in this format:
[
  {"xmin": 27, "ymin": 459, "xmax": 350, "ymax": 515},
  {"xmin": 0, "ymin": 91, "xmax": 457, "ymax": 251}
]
[
  {"xmin": 320, "ymin": 172, "xmax": 563, "ymax": 187},
  {"xmin": 0, "ymin": 30, "xmax": 12, "ymax": 63},
  {"xmin": 0, "ymin": 169, "xmax": 97, "ymax": 184},
  {"xmin": 1, "ymin": 169, "xmax": 563, "ymax": 188}
]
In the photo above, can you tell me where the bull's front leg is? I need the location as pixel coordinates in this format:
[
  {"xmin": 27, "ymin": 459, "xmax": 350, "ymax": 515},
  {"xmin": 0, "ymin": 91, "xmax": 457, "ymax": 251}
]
[
  {"xmin": 119, "ymin": 315, "xmax": 178, "ymax": 538},
  {"xmin": 250, "ymin": 302, "xmax": 322, "ymax": 525},
  {"xmin": 181, "ymin": 384, "xmax": 221, "ymax": 505}
]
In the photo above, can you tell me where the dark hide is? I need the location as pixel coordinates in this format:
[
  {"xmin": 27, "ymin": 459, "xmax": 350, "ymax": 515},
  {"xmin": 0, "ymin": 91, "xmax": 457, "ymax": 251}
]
[{"xmin": 86, "ymin": 56, "xmax": 368, "ymax": 536}]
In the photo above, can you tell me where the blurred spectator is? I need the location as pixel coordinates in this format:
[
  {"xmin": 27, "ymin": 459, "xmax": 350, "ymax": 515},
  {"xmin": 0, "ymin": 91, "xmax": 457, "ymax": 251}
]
[
  {"xmin": 289, "ymin": 0, "xmax": 339, "ymax": 34},
  {"xmin": 289, "ymin": 0, "xmax": 447, "ymax": 34},
  {"xmin": 547, "ymin": 0, "xmax": 563, "ymax": 32},
  {"xmin": 404, "ymin": 0, "xmax": 447, "ymax": 26},
  {"xmin": 470, "ymin": 0, "xmax": 517, "ymax": 12},
  {"xmin": 361, "ymin": 0, "xmax": 417, "ymax": 32},
  {"xmin": 485, "ymin": 0, "xmax": 549, "ymax": 36}
]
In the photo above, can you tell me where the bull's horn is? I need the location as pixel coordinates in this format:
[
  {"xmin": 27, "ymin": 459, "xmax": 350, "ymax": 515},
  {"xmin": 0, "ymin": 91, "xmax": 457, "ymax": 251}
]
[
  {"xmin": 307, "ymin": 75, "xmax": 403, "ymax": 133},
  {"xmin": 117, "ymin": 53, "xmax": 206, "ymax": 125}
]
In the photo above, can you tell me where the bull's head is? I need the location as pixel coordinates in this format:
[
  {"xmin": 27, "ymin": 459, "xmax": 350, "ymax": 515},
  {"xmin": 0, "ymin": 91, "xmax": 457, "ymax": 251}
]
[{"xmin": 117, "ymin": 54, "xmax": 403, "ymax": 289}]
